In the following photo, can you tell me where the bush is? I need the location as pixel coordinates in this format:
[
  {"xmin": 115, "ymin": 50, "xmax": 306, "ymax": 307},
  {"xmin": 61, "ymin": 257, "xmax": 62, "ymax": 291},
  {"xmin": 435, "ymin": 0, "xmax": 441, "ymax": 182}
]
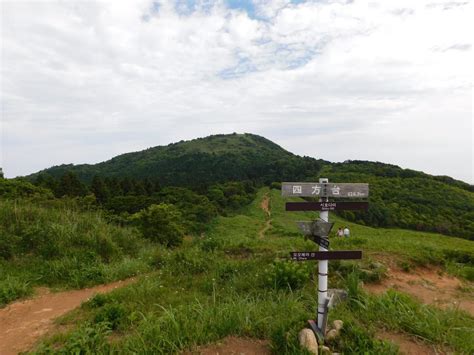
[
  {"xmin": 264, "ymin": 259, "xmax": 312, "ymax": 290},
  {"xmin": 0, "ymin": 276, "xmax": 32, "ymax": 307},
  {"xmin": 94, "ymin": 303, "xmax": 128, "ymax": 330},
  {"xmin": 131, "ymin": 204, "xmax": 185, "ymax": 247}
]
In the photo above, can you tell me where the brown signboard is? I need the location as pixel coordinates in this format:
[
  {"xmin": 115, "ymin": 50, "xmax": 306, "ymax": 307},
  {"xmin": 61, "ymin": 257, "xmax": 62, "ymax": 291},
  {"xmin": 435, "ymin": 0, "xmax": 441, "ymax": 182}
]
[
  {"xmin": 290, "ymin": 250, "xmax": 362, "ymax": 261},
  {"xmin": 282, "ymin": 182, "xmax": 369, "ymax": 198},
  {"xmin": 286, "ymin": 201, "xmax": 369, "ymax": 211}
]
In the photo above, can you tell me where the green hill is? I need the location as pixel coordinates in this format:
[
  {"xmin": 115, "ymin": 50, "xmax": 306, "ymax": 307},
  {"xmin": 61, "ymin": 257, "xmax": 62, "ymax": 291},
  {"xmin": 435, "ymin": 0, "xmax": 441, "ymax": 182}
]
[
  {"xmin": 23, "ymin": 133, "xmax": 474, "ymax": 240},
  {"xmin": 28, "ymin": 133, "xmax": 325, "ymax": 187}
]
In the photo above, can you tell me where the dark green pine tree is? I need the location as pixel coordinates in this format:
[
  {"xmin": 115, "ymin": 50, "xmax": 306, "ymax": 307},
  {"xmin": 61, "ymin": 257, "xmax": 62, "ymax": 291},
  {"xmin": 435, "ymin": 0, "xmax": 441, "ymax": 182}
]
[
  {"xmin": 90, "ymin": 175, "xmax": 109, "ymax": 203},
  {"xmin": 56, "ymin": 171, "xmax": 86, "ymax": 197}
]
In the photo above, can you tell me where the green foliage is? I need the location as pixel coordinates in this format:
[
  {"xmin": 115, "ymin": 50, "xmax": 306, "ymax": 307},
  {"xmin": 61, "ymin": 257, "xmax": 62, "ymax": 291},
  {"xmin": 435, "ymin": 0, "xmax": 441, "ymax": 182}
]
[
  {"xmin": 132, "ymin": 204, "xmax": 185, "ymax": 247},
  {"xmin": 0, "ymin": 198, "xmax": 152, "ymax": 302},
  {"xmin": 0, "ymin": 276, "xmax": 32, "ymax": 307},
  {"xmin": 0, "ymin": 178, "xmax": 52, "ymax": 199},
  {"xmin": 27, "ymin": 133, "xmax": 324, "ymax": 189},
  {"xmin": 34, "ymin": 322, "xmax": 112, "ymax": 354},
  {"xmin": 30, "ymin": 188, "xmax": 474, "ymax": 354},
  {"xmin": 326, "ymin": 163, "xmax": 474, "ymax": 239},
  {"xmin": 94, "ymin": 303, "xmax": 128, "ymax": 330},
  {"xmin": 264, "ymin": 259, "xmax": 312, "ymax": 290},
  {"xmin": 26, "ymin": 133, "xmax": 473, "ymax": 239}
]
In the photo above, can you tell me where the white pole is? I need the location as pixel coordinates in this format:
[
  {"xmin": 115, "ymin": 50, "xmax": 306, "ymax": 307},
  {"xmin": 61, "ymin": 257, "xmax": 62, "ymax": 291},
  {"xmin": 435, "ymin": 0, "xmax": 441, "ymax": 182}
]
[{"xmin": 317, "ymin": 178, "xmax": 329, "ymax": 330}]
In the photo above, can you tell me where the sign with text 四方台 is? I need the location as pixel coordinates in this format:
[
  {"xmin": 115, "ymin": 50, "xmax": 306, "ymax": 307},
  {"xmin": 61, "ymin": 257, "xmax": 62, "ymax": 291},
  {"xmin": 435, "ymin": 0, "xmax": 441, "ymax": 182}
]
[{"xmin": 282, "ymin": 182, "xmax": 369, "ymax": 198}]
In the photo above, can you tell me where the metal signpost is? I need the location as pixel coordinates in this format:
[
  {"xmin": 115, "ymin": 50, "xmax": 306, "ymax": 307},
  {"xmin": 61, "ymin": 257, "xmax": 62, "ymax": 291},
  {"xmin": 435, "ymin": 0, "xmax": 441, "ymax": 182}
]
[{"xmin": 282, "ymin": 178, "xmax": 369, "ymax": 339}]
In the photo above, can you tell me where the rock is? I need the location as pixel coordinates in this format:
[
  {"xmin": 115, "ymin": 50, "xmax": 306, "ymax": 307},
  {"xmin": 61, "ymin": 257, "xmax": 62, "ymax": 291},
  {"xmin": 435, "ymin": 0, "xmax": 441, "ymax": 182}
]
[
  {"xmin": 298, "ymin": 328, "xmax": 318, "ymax": 354},
  {"xmin": 325, "ymin": 329, "xmax": 338, "ymax": 342},
  {"xmin": 332, "ymin": 320, "xmax": 343, "ymax": 331},
  {"xmin": 320, "ymin": 345, "xmax": 331, "ymax": 354}
]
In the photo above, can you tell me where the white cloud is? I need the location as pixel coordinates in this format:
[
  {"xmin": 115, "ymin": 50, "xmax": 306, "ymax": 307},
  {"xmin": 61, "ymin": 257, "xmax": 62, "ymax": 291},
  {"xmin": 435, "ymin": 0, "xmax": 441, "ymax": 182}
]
[{"xmin": 1, "ymin": 0, "xmax": 472, "ymax": 183}]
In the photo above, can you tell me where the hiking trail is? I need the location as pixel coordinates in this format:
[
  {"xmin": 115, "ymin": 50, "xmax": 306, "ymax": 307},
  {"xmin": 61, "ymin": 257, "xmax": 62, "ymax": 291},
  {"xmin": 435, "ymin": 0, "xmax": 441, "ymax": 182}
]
[
  {"xmin": 259, "ymin": 193, "xmax": 272, "ymax": 239},
  {"xmin": 0, "ymin": 278, "xmax": 136, "ymax": 355}
]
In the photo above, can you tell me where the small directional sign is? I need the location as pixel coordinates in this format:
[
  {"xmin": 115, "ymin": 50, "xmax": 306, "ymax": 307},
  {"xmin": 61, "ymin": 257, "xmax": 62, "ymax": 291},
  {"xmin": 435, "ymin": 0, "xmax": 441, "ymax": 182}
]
[
  {"xmin": 290, "ymin": 250, "xmax": 362, "ymax": 261},
  {"xmin": 282, "ymin": 182, "xmax": 369, "ymax": 198},
  {"xmin": 297, "ymin": 221, "xmax": 334, "ymax": 237},
  {"xmin": 309, "ymin": 235, "xmax": 330, "ymax": 249},
  {"xmin": 286, "ymin": 201, "xmax": 369, "ymax": 211}
]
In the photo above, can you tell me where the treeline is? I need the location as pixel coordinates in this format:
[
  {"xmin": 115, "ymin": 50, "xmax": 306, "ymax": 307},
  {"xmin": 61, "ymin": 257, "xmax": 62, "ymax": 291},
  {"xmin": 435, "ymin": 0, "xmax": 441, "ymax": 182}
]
[
  {"xmin": 31, "ymin": 171, "xmax": 257, "ymax": 236},
  {"xmin": 324, "ymin": 162, "xmax": 474, "ymax": 240}
]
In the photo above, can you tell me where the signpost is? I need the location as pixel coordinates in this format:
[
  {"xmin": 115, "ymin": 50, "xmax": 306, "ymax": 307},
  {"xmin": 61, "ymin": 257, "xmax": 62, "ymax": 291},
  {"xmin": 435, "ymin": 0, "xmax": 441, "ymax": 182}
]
[
  {"xmin": 282, "ymin": 178, "xmax": 369, "ymax": 339},
  {"xmin": 282, "ymin": 182, "xmax": 368, "ymax": 198},
  {"xmin": 290, "ymin": 250, "xmax": 362, "ymax": 261}
]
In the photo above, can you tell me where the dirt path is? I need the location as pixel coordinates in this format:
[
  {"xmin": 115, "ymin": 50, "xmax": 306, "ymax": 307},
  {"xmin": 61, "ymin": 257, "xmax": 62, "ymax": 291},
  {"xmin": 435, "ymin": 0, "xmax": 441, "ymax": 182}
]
[
  {"xmin": 258, "ymin": 194, "xmax": 271, "ymax": 239},
  {"xmin": 377, "ymin": 330, "xmax": 448, "ymax": 355},
  {"xmin": 365, "ymin": 267, "xmax": 474, "ymax": 316},
  {"xmin": 0, "ymin": 278, "xmax": 136, "ymax": 355},
  {"xmin": 183, "ymin": 336, "xmax": 271, "ymax": 355}
]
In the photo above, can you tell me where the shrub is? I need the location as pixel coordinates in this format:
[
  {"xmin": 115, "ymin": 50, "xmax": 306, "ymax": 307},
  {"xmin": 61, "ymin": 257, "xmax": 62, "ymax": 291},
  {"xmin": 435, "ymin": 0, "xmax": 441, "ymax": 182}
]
[
  {"xmin": 94, "ymin": 303, "xmax": 128, "ymax": 330},
  {"xmin": 131, "ymin": 204, "xmax": 185, "ymax": 247},
  {"xmin": 0, "ymin": 276, "xmax": 32, "ymax": 307},
  {"xmin": 264, "ymin": 259, "xmax": 311, "ymax": 290}
]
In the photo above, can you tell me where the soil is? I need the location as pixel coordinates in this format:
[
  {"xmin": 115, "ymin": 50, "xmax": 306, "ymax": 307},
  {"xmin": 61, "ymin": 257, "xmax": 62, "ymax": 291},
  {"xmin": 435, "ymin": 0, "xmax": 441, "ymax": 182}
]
[
  {"xmin": 183, "ymin": 336, "xmax": 271, "ymax": 355},
  {"xmin": 365, "ymin": 267, "xmax": 474, "ymax": 316},
  {"xmin": 258, "ymin": 194, "xmax": 272, "ymax": 239},
  {"xmin": 376, "ymin": 330, "xmax": 448, "ymax": 355},
  {"xmin": 0, "ymin": 278, "xmax": 136, "ymax": 355}
]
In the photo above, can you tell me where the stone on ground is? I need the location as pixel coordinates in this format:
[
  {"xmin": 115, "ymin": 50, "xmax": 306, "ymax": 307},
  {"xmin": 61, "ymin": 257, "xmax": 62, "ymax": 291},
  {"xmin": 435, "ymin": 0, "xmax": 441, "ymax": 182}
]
[
  {"xmin": 332, "ymin": 320, "xmax": 343, "ymax": 331},
  {"xmin": 298, "ymin": 328, "xmax": 318, "ymax": 354},
  {"xmin": 325, "ymin": 329, "xmax": 338, "ymax": 342}
]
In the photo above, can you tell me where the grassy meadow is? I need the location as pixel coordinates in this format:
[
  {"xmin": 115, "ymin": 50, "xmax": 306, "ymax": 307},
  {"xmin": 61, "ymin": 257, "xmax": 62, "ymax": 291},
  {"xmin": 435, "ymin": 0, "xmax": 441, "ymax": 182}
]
[
  {"xmin": 28, "ymin": 188, "xmax": 474, "ymax": 354},
  {"xmin": 0, "ymin": 199, "xmax": 156, "ymax": 307}
]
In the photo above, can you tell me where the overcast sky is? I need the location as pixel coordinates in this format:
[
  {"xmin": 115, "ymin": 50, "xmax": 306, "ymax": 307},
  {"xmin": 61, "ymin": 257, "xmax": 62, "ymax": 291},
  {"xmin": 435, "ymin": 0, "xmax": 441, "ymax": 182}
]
[{"xmin": 1, "ymin": 0, "xmax": 472, "ymax": 183}]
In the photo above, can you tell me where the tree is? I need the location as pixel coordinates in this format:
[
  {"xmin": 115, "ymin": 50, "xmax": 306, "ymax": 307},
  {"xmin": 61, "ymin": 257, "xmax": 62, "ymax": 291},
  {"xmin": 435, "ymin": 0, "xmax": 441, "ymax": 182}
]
[
  {"xmin": 90, "ymin": 175, "xmax": 109, "ymax": 203},
  {"xmin": 56, "ymin": 171, "xmax": 85, "ymax": 197},
  {"xmin": 132, "ymin": 203, "xmax": 184, "ymax": 247}
]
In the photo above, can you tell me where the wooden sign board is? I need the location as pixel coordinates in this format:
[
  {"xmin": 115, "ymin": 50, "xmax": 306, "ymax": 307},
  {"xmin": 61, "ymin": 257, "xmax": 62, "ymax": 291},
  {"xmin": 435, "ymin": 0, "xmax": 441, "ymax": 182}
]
[
  {"xmin": 286, "ymin": 201, "xmax": 369, "ymax": 212},
  {"xmin": 282, "ymin": 182, "xmax": 369, "ymax": 198},
  {"xmin": 290, "ymin": 250, "xmax": 362, "ymax": 261}
]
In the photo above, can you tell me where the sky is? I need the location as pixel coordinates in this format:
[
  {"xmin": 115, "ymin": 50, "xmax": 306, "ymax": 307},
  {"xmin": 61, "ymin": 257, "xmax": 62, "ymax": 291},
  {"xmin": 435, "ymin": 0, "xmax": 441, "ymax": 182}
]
[{"xmin": 1, "ymin": 0, "xmax": 472, "ymax": 183}]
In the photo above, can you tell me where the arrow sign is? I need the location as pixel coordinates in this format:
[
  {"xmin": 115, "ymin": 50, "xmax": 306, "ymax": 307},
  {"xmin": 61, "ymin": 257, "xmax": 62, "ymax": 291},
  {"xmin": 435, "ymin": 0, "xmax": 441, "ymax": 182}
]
[
  {"xmin": 286, "ymin": 201, "xmax": 369, "ymax": 211},
  {"xmin": 309, "ymin": 235, "xmax": 330, "ymax": 249},
  {"xmin": 282, "ymin": 182, "xmax": 369, "ymax": 198},
  {"xmin": 297, "ymin": 221, "xmax": 334, "ymax": 237},
  {"xmin": 290, "ymin": 250, "xmax": 362, "ymax": 261}
]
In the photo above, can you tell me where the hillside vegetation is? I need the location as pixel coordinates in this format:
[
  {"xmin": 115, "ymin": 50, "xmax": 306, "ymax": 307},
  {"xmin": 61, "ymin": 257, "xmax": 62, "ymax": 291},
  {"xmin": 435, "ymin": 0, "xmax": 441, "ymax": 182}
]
[
  {"xmin": 30, "ymin": 188, "xmax": 474, "ymax": 354},
  {"xmin": 25, "ymin": 133, "xmax": 474, "ymax": 240}
]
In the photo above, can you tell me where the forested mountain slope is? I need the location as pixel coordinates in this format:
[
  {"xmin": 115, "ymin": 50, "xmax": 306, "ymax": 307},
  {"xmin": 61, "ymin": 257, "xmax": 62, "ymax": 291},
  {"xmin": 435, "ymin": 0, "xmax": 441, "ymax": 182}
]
[
  {"xmin": 23, "ymin": 133, "xmax": 474, "ymax": 239},
  {"xmin": 28, "ymin": 133, "xmax": 325, "ymax": 187}
]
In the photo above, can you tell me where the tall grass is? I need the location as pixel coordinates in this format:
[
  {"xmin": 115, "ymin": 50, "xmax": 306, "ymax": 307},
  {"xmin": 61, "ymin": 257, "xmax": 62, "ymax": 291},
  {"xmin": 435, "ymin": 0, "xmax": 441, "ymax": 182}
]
[{"xmin": 0, "ymin": 199, "xmax": 154, "ymax": 304}]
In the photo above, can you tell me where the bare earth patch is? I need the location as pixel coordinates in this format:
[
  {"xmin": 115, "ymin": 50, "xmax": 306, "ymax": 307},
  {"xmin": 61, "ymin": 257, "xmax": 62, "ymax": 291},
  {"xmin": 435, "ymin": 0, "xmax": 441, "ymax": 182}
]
[
  {"xmin": 377, "ymin": 330, "xmax": 449, "ymax": 355},
  {"xmin": 184, "ymin": 336, "xmax": 271, "ymax": 355},
  {"xmin": 365, "ymin": 267, "xmax": 474, "ymax": 316},
  {"xmin": 0, "ymin": 278, "xmax": 136, "ymax": 355},
  {"xmin": 258, "ymin": 194, "xmax": 272, "ymax": 239}
]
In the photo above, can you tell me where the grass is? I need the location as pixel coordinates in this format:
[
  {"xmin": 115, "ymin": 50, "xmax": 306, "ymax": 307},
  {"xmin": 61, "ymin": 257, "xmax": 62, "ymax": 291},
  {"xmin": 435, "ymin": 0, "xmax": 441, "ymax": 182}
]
[
  {"xmin": 0, "ymin": 199, "xmax": 157, "ymax": 306},
  {"xmin": 21, "ymin": 188, "xmax": 474, "ymax": 353}
]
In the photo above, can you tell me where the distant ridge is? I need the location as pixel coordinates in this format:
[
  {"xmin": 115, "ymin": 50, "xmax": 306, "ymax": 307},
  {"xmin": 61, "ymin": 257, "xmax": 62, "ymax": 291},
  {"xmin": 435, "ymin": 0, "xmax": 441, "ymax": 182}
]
[{"xmin": 25, "ymin": 133, "xmax": 474, "ymax": 239}]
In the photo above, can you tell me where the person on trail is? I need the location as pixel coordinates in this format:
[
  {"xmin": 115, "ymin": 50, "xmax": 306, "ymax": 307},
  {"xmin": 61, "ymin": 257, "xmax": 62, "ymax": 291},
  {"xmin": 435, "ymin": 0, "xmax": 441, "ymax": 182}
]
[
  {"xmin": 343, "ymin": 226, "xmax": 350, "ymax": 238},
  {"xmin": 337, "ymin": 228, "xmax": 344, "ymax": 238}
]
